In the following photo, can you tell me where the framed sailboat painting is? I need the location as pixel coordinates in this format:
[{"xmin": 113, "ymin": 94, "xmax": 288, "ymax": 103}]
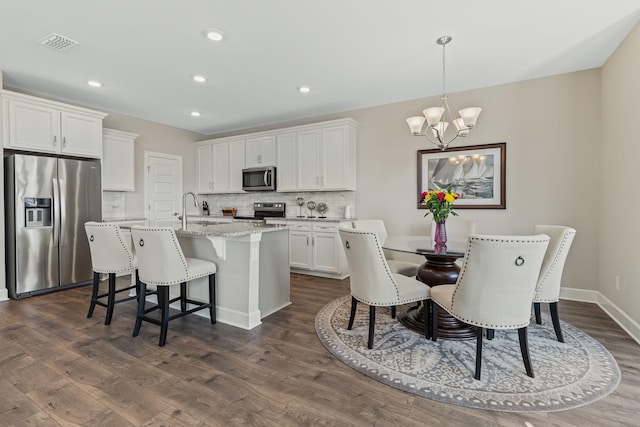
[{"xmin": 417, "ymin": 143, "xmax": 506, "ymax": 209}]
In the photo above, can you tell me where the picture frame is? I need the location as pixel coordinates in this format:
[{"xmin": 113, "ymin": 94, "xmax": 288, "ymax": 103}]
[{"xmin": 417, "ymin": 142, "xmax": 506, "ymax": 209}]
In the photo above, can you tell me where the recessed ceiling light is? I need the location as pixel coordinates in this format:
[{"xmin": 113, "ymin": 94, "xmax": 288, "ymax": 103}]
[
  {"xmin": 193, "ymin": 75, "xmax": 207, "ymax": 83},
  {"xmin": 87, "ymin": 80, "xmax": 102, "ymax": 88},
  {"xmin": 298, "ymin": 86, "xmax": 310, "ymax": 93},
  {"xmin": 205, "ymin": 29, "xmax": 224, "ymax": 41},
  {"xmin": 191, "ymin": 111, "xmax": 201, "ymax": 117}
]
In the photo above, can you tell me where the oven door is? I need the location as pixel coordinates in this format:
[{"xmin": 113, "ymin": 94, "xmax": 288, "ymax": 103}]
[{"xmin": 242, "ymin": 167, "xmax": 276, "ymax": 191}]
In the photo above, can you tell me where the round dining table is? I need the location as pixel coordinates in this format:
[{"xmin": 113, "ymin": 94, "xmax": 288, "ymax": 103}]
[{"xmin": 382, "ymin": 236, "xmax": 475, "ymax": 340}]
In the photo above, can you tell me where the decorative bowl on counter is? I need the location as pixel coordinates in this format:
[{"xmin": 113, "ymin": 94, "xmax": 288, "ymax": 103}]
[{"xmin": 222, "ymin": 207, "xmax": 237, "ymax": 216}]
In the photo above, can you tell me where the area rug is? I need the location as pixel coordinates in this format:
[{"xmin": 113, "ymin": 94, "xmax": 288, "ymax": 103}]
[{"xmin": 315, "ymin": 295, "xmax": 620, "ymax": 412}]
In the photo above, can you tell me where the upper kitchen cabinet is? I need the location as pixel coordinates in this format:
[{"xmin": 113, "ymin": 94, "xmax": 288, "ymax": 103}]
[
  {"xmin": 102, "ymin": 128, "xmax": 137, "ymax": 191},
  {"xmin": 245, "ymin": 135, "xmax": 275, "ymax": 168},
  {"xmin": 2, "ymin": 90, "xmax": 107, "ymax": 158},
  {"xmin": 295, "ymin": 119, "xmax": 357, "ymax": 191},
  {"xmin": 196, "ymin": 138, "xmax": 245, "ymax": 194},
  {"xmin": 275, "ymin": 132, "xmax": 297, "ymax": 192}
]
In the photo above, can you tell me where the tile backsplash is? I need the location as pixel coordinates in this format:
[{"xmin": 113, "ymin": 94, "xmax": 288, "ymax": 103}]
[
  {"xmin": 202, "ymin": 191, "xmax": 356, "ymax": 219},
  {"xmin": 102, "ymin": 192, "xmax": 126, "ymax": 218}
]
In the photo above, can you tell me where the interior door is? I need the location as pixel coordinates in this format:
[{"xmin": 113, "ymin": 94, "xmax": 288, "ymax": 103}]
[{"xmin": 145, "ymin": 152, "xmax": 182, "ymax": 225}]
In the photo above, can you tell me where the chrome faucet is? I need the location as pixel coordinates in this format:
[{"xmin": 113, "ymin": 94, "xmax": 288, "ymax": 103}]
[{"xmin": 182, "ymin": 191, "xmax": 199, "ymax": 229}]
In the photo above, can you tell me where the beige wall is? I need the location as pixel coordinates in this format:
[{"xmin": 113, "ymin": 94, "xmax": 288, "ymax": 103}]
[
  {"xmin": 240, "ymin": 70, "xmax": 601, "ymax": 292},
  {"xmin": 102, "ymin": 113, "xmax": 204, "ymax": 217},
  {"xmin": 600, "ymin": 23, "xmax": 640, "ymax": 323}
]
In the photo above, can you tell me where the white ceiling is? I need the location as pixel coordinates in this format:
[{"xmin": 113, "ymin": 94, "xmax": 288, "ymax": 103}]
[{"xmin": 1, "ymin": 1, "xmax": 639, "ymax": 136}]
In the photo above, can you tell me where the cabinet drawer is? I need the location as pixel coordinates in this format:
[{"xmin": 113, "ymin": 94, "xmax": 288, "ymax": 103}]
[
  {"xmin": 313, "ymin": 223, "xmax": 338, "ymax": 232},
  {"xmin": 288, "ymin": 222, "xmax": 312, "ymax": 231}
]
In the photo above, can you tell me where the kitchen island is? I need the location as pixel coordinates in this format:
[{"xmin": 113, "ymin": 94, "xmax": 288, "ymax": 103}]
[{"xmin": 133, "ymin": 221, "xmax": 290, "ymax": 330}]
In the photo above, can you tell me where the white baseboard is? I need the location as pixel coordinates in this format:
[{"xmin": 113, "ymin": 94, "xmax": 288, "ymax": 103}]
[
  {"xmin": 0, "ymin": 287, "xmax": 8, "ymax": 302},
  {"xmin": 560, "ymin": 286, "xmax": 640, "ymax": 346}
]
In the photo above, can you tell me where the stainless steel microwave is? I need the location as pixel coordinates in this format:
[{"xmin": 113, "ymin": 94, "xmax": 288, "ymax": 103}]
[{"xmin": 242, "ymin": 166, "xmax": 276, "ymax": 191}]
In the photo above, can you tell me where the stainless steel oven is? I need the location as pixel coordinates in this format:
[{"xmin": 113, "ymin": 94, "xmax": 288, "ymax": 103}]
[{"xmin": 242, "ymin": 166, "xmax": 276, "ymax": 191}]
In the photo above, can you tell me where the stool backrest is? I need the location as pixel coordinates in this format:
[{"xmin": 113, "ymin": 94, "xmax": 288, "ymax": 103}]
[
  {"xmin": 451, "ymin": 234, "xmax": 550, "ymax": 329},
  {"xmin": 130, "ymin": 226, "xmax": 188, "ymax": 286},
  {"xmin": 533, "ymin": 225, "xmax": 576, "ymax": 302},
  {"xmin": 338, "ymin": 228, "xmax": 400, "ymax": 305},
  {"xmin": 352, "ymin": 219, "xmax": 388, "ymax": 244},
  {"xmin": 84, "ymin": 222, "xmax": 136, "ymax": 273}
]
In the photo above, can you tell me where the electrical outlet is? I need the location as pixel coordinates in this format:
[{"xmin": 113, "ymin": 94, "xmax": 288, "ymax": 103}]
[{"xmin": 615, "ymin": 276, "xmax": 620, "ymax": 291}]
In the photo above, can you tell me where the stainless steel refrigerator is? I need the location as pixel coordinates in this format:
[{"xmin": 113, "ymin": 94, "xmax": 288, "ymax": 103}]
[{"xmin": 4, "ymin": 153, "xmax": 102, "ymax": 298}]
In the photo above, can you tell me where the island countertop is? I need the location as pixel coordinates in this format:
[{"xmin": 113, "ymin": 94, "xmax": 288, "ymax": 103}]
[
  {"xmin": 176, "ymin": 222, "xmax": 288, "ymax": 238},
  {"xmin": 121, "ymin": 221, "xmax": 288, "ymax": 238}
]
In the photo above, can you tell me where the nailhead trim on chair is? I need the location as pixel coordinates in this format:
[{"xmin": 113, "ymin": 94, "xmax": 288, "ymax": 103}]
[
  {"xmin": 88, "ymin": 223, "xmax": 136, "ymax": 274},
  {"xmin": 344, "ymin": 230, "xmax": 400, "ymax": 307},
  {"xmin": 134, "ymin": 227, "xmax": 204, "ymax": 286},
  {"xmin": 445, "ymin": 235, "xmax": 550, "ymax": 329},
  {"xmin": 341, "ymin": 228, "xmax": 424, "ymax": 306},
  {"xmin": 533, "ymin": 229, "xmax": 576, "ymax": 303}
]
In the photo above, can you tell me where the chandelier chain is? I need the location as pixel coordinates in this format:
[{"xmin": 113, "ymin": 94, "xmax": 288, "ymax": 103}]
[{"xmin": 442, "ymin": 42, "xmax": 447, "ymax": 96}]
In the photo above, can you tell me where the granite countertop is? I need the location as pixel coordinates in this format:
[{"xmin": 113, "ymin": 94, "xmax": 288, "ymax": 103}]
[
  {"xmin": 175, "ymin": 222, "xmax": 288, "ymax": 237},
  {"xmin": 270, "ymin": 217, "xmax": 355, "ymax": 223},
  {"xmin": 103, "ymin": 217, "xmax": 147, "ymax": 223}
]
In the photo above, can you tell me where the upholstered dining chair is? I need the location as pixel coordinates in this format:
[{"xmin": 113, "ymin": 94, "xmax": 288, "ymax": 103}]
[
  {"xmin": 84, "ymin": 222, "xmax": 140, "ymax": 325},
  {"xmin": 352, "ymin": 219, "xmax": 420, "ymax": 278},
  {"xmin": 532, "ymin": 225, "xmax": 576, "ymax": 343},
  {"xmin": 338, "ymin": 228, "xmax": 430, "ymax": 349},
  {"xmin": 130, "ymin": 226, "xmax": 217, "ymax": 347},
  {"xmin": 430, "ymin": 234, "xmax": 550, "ymax": 380}
]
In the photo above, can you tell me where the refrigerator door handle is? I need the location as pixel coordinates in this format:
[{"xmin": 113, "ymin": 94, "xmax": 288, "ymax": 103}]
[
  {"xmin": 52, "ymin": 178, "xmax": 60, "ymax": 246},
  {"xmin": 58, "ymin": 178, "xmax": 66, "ymax": 246}
]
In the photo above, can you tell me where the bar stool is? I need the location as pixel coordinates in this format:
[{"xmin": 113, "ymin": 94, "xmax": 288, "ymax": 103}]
[
  {"xmin": 130, "ymin": 226, "xmax": 217, "ymax": 347},
  {"xmin": 84, "ymin": 222, "xmax": 140, "ymax": 325}
]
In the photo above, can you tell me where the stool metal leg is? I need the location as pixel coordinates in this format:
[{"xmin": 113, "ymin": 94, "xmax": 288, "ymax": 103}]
[
  {"xmin": 132, "ymin": 282, "xmax": 147, "ymax": 337},
  {"xmin": 87, "ymin": 271, "xmax": 100, "ymax": 318},
  {"xmin": 180, "ymin": 282, "xmax": 187, "ymax": 312},
  {"xmin": 158, "ymin": 286, "xmax": 170, "ymax": 347},
  {"xmin": 105, "ymin": 273, "xmax": 116, "ymax": 325},
  {"xmin": 209, "ymin": 274, "xmax": 216, "ymax": 324}
]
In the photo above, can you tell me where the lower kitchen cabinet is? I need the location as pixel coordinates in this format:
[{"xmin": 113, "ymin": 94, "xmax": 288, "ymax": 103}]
[{"xmin": 270, "ymin": 220, "xmax": 350, "ymax": 279}]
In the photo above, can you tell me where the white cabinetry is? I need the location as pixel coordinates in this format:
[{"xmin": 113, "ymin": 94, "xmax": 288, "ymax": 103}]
[
  {"xmin": 245, "ymin": 135, "xmax": 275, "ymax": 168},
  {"xmin": 296, "ymin": 123, "xmax": 356, "ymax": 191},
  {"xmin": 2, "ymin": 90, "xmax": 107, "ymax": 158},
  {"xmin": 275, "ymin": 132, "xmax": 297, "ymax": 192},
  {"xmin": 196, "ymin": 139, "xmax": 245, "ymax": 194},
  {"xmin": 102, "ymin": 128, "xmax": 137, "ymax": 191},
  {"xmin": 277, "ymin": 119, "xmax": 357, "ymax": 192},
  {"xmin": 269, "ymin": 220, "xmax": 349, "ymax": 279},
  {"xmin": 196, "ymin": 118, "xmax": 357, "ymax": 193}
]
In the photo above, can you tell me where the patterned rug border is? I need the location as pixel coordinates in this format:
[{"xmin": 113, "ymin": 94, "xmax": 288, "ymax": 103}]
[{"xmin": 315, "ymin": 295, "xmax": 621, "ymax": 413}]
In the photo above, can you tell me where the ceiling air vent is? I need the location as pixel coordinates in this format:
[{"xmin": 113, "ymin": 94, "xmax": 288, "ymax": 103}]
[{"xmin": 38, "ymin": 33, "xmax": 79, "ymax": 51}]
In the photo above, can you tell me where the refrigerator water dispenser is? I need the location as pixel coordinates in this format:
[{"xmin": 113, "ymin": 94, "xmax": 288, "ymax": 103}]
[{"xmin": 24, "ymin": 197, "xmax": 52, "ymax": 227}]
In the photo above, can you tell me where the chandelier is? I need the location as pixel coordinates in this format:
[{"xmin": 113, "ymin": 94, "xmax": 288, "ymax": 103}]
[{"xmin": 406, "ymin": 36, "xmax": 482, "ymax": 150}]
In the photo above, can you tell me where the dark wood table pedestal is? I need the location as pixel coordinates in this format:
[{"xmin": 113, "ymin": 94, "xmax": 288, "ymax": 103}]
[{"xmin": 397, "ymin": 253, "xmax": 476, "ymax": 340}]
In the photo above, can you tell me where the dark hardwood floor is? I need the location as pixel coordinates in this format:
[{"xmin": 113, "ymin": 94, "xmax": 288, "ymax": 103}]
[{"xmin": 0, "ymin": 273, "xmax": 638, "ymax": 426}]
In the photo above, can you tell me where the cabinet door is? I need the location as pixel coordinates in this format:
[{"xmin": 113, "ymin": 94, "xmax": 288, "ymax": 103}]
[
  {"xmin": 296, "ymin": 129, "xmax": 321, "ymax": 190},
  {"xmin": 102, "ymin": 130, "xmax": 136, "ymax": 191},
  {"xmin": 245, "ymin": 136, "xmax": 276, "ymax": 168},
  {"xmin": 196, "ymin": 143, "xmax": 213, "ymax": 193},
  {"xmin": 290, "ymin": 230, "xmax": 312, "ymax": 269},
  {"xmin": 313, "ymin": 231, "xmax": 341, "ymax": 273},
  {"xmin": 321, "ymin": 125, "xmax": 349, "ymax": 190},
  {"xmin": 212, "ymin": 142, "xmax": 230, "ymax": 193},
  {"xmin": 229, "ymin": 139, "xmax": 246, "ymax": 193},
  {"xmin": 276, "ymin": 132, "xmax": 297, "ymax": 192},
  {"xmin": 61, "ymin": 111, "xmax": 102, "ymax": 158},
  {"xmin": 6, "ymin": 99, "xmax": 60, "ymax": 153}
]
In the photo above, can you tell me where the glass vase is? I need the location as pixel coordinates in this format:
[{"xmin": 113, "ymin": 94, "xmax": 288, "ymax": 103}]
[{"xmin": 433, "ymin": 220, "xmax": 447, "ymax": 254}]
